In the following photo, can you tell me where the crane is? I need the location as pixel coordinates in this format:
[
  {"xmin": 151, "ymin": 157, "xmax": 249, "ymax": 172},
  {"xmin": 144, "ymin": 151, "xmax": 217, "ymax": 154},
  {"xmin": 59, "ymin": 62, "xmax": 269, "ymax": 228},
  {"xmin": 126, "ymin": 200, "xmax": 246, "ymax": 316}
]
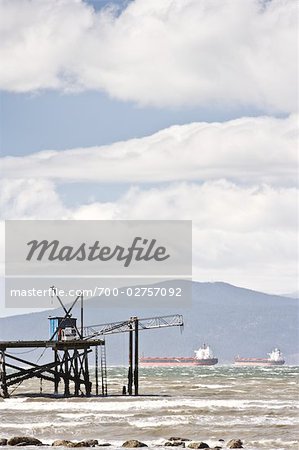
[
  {"xmin": 49, "ymin": 287, "xmax": 184, "ymax": 396},
  {"xmin": 83, "ymin": 314, "xmax": 184, "ymax": 395},
  {"xmin": 83, "ymin": 314, "xmax": 184, "ymax": 338}
]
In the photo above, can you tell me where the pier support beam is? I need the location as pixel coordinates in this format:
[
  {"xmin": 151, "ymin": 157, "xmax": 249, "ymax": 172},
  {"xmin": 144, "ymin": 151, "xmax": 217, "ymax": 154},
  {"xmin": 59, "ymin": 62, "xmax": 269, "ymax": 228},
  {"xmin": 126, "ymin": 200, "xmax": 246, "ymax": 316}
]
[
  {"xmin": 95, "ymin": 346, "xmax": 99, "ymax": 396},
  {"xmin": 54, "ymin": 350, "xmax": 59, "ymax": 394},
  {"xmin": 73, "ymin": 349, "xmax": 80, "ymax": 396},
  {"xmin": 127, "ymin": 317, "xmax": 139, "ymax": 396},
  {"xmin": 134, "ymin": 318, "xmax": 139, "ymax": 396},
  {"xmin": 0, "ymin": 349, "xmax": 8, "ymax": 398},
  {"xmin": 84, "ymin": 348, "xmax": 91, "ymax": 396},
  {"xmin": 128, "ymin": 325, "xmax": 133, "ymax": 395},
  {"xmin": 64, "ymin": 350, "xmax": 70, "ymax": 397}
]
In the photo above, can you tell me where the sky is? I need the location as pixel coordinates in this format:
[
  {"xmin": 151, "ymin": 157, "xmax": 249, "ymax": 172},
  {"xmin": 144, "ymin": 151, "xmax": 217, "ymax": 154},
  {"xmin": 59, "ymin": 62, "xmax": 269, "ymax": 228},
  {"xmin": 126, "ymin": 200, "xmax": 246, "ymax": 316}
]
[{"xmin": 0, "ymin": 0, "xmax": 298, "ymax": 316}]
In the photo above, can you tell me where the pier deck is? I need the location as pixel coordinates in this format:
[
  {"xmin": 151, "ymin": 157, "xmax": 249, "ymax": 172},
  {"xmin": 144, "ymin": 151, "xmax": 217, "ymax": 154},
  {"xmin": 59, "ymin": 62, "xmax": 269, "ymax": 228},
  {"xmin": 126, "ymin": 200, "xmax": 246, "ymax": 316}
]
[{"xmin": 0, "ymin": 339, "xmax": 104, "ymax": 349}]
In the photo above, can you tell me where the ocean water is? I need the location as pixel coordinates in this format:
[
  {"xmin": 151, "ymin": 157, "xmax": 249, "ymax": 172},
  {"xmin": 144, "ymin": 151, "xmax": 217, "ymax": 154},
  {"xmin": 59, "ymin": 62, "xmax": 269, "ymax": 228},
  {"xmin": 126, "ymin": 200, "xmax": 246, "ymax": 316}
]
[{"xmin": 0, "ymin": 366, "xmax": 298, "ymax": 449}]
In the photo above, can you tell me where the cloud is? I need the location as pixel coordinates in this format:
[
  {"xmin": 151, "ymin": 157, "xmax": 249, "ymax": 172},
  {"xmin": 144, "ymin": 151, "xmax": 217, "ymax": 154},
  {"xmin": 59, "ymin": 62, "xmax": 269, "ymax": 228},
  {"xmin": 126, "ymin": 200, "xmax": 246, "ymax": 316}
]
[
  {"xmin": 72, "ymin": 181, "xmax": 298, "ymax": 293},
  {"xmin": 0, "ymin": 0, "xmax": 297, "ymax": 112},
  {"xmin": 0, "ymin": 178, "xmax": 67, "ymax": 219},
  {"xmin": 0, "ymin": 178, "xmax": 297, "ymax": 293},
  {"xmin": 1, "ymin": 114, "xmax": 297, "ymax": 186},
  {"xmin": 0, "ymin": 112, "xmax": 297, "ymax": 293}
]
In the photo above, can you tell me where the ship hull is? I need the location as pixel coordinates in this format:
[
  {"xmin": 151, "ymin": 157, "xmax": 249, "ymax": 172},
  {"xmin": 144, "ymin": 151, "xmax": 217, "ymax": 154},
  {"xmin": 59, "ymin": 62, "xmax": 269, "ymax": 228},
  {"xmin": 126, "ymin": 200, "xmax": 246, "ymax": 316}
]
[
  {"xmin": 140, "ymin": 358, "xmax": 218, "ymax": 367},
  {"xmin": 235, "ymin": 359, "xmax": 285, "ymax": 366}
]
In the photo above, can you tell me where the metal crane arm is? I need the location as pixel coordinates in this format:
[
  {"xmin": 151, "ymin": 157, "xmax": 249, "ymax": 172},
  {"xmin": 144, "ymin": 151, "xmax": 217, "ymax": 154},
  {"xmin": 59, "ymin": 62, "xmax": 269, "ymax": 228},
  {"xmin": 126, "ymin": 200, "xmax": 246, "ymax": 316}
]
[{"xmin": 83, "ymin": 314, "xmax": 183, "ymax": 340}]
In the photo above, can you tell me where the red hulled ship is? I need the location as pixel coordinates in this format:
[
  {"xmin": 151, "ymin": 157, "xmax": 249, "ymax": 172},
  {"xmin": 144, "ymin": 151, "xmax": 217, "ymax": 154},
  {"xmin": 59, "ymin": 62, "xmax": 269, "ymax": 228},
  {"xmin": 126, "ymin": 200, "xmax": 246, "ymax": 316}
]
[{"xmin": 140, "ymin": 344, "xmax": 218, "ymax": 366}]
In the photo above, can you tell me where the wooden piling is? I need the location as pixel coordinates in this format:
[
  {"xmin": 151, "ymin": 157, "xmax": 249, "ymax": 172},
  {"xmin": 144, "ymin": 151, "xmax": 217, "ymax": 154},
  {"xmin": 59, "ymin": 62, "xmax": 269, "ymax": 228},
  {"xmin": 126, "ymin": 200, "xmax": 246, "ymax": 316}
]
[
  {"xmin": 0, "ymin": 349, "xmax": 8, "ymax": 398},
  {"xmin": 95, "ymin": 345, "xmax": 99, "ymax": 396},
  {"xmin": 128, "ymin": 325, "xmax": 133, "ymax": 395},
  {"xmin": 134, "ymin": 318, "xmax": 139, "ymax": 396}
]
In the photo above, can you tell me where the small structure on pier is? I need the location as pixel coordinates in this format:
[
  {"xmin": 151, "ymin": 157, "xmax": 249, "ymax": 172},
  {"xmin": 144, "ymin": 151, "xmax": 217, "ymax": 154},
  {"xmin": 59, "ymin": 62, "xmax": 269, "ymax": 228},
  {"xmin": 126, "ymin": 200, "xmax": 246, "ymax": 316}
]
[
  {"xmin": 49, "ymin": 316, "xmax": 78, "ymax": 341},
  {"xmin": 0, "ymin": 287, "xmax": 183, "ymax": 398}
]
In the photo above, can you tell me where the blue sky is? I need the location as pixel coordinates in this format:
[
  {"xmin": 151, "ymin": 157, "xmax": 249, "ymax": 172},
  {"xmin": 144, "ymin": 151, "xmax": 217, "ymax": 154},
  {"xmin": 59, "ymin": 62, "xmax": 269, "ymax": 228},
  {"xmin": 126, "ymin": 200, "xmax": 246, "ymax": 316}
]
[
  {"xmin": 1, "ymin": 87, "xmax": 265, "ymax": 208},
  {"xmin": 0, "ymin": 0, "xmax": 297, "ymax": 316},
  {"xmin": 1, "ymin": 88, "xmax": 266, "ymax": 158}
]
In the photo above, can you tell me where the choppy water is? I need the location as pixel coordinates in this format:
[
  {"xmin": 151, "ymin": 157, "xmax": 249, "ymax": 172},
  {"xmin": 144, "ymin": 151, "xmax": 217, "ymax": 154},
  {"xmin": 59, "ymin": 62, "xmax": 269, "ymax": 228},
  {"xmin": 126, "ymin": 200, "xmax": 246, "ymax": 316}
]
[{"xmin": 0, "ymin": 366, "xmax": 298, "ymax": 449}]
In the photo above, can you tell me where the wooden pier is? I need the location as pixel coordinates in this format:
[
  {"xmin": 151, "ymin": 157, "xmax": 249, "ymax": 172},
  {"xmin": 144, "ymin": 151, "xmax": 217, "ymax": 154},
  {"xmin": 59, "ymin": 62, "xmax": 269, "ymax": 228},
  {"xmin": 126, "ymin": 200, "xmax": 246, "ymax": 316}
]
[
  {"xmin": 0, "ymin": 339, "xmax": 106, "ymax": 398},
  {"xmin": 0, "ymin": 287, "xmax": 183, "ymax": 398}
]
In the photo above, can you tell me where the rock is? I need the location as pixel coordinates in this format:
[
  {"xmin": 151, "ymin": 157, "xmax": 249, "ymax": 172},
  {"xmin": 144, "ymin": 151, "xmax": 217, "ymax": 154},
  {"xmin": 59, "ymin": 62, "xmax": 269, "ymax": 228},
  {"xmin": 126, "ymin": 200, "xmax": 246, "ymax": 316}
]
[
  {"xmin": 51, "ymin": 441, "xmax": 94, "ymax": 448},
  {"xmin": 72, "ymin": 443, "xmax": 90, "ymax": 448},
  {"xmin": 98, "ymin": 445, "xmax": 111, "ymax": 447},
  {"xmin": 52, "ymin": 440, "xmax": 73, "ymax": 447},
  {"xmin": 226, "ymin": 440, "xmax": 243, "ymax": 449},
  {"xmin": 165, "ymin": 438, "xmax": 191, "ymax": 447},
  {"xmin": 187, "ymin": 443, "xmax": 209, "ymax": 449},
  {"xmin": 7, "ymin": 437, "xmax": 43, "ymax": 446},
  {"xmin": 0, "ymin": 439, "xmax": 8, "ymax": 446},
  {"xmin": 165, "ymin": 443, "xmax": 185, "ymax": 447},
  {"xmin": 82, "ymin": 441, "xmax": 98, "ymax": 447},
  {"xmin": 122, "ymin": 441, "xmax": 148, "ymax": 448}
]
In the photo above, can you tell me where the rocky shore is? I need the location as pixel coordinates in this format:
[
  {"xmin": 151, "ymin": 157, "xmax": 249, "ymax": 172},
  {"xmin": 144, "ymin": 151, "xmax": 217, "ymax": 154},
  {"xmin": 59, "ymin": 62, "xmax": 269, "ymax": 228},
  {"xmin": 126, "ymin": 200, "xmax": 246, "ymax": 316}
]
[{"xmin": 0, "ymin": 437, "xmax": 244, "ymax": 449}]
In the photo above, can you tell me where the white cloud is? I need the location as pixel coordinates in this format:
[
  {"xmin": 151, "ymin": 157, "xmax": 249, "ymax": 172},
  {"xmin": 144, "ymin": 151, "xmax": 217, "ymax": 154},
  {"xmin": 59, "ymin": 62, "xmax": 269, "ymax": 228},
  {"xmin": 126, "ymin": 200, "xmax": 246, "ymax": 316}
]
[
  {"xmin": 0, "ymin": 0, "xmax": 297, "ymax": 112},
  {"xmin": 0, "ymin": 113, "xmax": 297, "ymax": 294},
  {"xmin": 57, "ymin": 180, "xmax": 299, "ymax": 294},
  {"xmin": 0, "ymin": 178, "xmax": 297, "ymax": 294},
  {"xmin": 0, "ymin": 178, "xmax": 67, "ymax": 219},
  {"xmin": 1, "ymin": 114, "xmax": 297, "ymax": 185}
]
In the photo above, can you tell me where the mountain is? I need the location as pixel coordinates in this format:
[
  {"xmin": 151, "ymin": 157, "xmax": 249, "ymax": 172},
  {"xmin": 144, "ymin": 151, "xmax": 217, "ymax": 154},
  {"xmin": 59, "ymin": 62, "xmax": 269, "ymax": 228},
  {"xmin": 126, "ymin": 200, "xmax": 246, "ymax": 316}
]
[
  {"xmin": 283, "ymin": 291, "xmax": 299, "ymax": 299},
  {"xmin": 0, "ymin": 281, "xmax": 298, "ymax": 364}
]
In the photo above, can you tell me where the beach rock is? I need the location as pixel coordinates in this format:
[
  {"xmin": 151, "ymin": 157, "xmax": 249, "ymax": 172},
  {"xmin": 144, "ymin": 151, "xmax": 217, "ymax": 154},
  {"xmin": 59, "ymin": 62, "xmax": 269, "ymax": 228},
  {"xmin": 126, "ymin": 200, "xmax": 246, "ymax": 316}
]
[
  {"xmin": 98, "ymin": 445, "xmax": 111, "ymax": 447},
  {"xmin": 72, "ymin": 443, "xmax": 91, "ymax": 448},
  {"xmin": 169, "ymin": 438, "xmax": 191, "ymax": 442},
  {"xmin": 122, "ymin": 441, "xmax": 148, "ymax": 448},
  {"xmin": 226, "ymin": 440, "xmax": 243, "ymax": 449},
  {"xmin": 187, "ymin": 443, "xmax": 209, "ymax": 449},
  {"xmin": 82, "ymin": 441, "xmax": 98, "ymax": 447},
  {"xmin": 52, "ymin": 442, "xmax": 92, "ymax": 448},
  {"xmin": 0, "ymin": 438, "xmax": 8, "ymax": 445},
  {"xmin": 52, "ymin": 440, "xmax": 73, "ymax": 447},
  {"xmin": 51, "ymin": 441, "xmax": 93, "ymax": 448},
  {"xmin": 165, "ymin": 442, "xmax": 185, "ymax": 447},
  {"xmin": 7, "ymin": 437, "xmax": 43, "ymax": 446}
]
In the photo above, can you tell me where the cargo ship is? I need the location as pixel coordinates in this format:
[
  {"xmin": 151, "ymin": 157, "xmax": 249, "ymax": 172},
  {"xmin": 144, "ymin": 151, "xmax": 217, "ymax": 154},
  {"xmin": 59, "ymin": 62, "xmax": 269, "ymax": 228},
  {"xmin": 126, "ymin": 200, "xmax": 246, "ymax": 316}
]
[
  {"xmin": 235, "ymin": 348, "xmax": 285, "ymax": 366},
  {"xmin": 140, "ymin": 344, "xmax": 218, "ymax": 366}
]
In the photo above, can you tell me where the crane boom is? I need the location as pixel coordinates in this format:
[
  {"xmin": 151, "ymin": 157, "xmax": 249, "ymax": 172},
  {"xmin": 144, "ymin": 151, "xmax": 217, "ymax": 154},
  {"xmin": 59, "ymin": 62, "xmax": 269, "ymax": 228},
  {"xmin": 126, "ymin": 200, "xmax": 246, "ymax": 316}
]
[{"xmin": 83, "ymin": 314, "xmax": 183, "ymax": 340}]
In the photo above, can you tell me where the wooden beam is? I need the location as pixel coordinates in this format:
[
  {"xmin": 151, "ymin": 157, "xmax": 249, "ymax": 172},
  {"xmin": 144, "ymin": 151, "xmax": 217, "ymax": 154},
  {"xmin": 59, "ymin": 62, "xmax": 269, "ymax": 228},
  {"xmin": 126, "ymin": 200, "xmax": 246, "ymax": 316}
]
[{"xmin": 134, "ymin": 318, "xmax": 139, "ymax": 396}]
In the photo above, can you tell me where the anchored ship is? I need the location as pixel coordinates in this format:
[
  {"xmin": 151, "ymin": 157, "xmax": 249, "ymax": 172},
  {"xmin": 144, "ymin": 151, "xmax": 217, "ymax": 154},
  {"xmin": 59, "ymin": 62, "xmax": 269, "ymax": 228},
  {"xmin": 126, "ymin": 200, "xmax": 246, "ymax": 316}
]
[
  {"xmin": 140, "ymin": 344, "xmax": 218, "ymax": 366},
  {"xmin": 235, "ymin": 348, "xmax": 285, "ymax": 366}
]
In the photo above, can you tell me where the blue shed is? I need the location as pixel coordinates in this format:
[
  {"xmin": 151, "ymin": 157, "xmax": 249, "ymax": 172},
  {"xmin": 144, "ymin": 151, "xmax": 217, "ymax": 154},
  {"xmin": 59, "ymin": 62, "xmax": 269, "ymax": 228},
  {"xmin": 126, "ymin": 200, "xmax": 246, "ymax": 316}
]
[{"xmin": 48, "ymin": 316, "xmax": 77, "ymax": 341}]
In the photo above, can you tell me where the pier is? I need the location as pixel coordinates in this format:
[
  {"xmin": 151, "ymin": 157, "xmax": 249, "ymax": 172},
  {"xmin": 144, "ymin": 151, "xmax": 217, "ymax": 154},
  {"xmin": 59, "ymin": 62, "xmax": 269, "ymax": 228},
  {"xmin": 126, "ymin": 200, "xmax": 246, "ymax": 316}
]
[
  {"xmin": 0, "ymin": 339, "xmax": 106, "ymax": 398},
  {"xmin": 0, "ymin": 289, "xmax": 183, "ymax": 398}
]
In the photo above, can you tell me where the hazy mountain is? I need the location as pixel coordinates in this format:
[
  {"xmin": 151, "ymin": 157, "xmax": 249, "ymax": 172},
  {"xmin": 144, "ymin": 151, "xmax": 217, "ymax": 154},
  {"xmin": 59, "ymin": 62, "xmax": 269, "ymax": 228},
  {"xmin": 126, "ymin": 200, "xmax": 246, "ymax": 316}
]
[
  {"xmin": 283, "ymin": 291, "xmax": 299, "ymax": 299},
  {"xmin": 0, "ymin": 281, "xmax": 298, "ymax": 364}
]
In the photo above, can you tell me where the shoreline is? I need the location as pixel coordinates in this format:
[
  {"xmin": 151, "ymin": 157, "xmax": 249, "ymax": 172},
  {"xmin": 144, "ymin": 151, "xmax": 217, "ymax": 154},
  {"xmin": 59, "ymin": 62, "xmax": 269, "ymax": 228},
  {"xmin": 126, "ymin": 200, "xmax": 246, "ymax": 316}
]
[{"xmin": 0, "ymin": 437, "xmax": 244, "ymax": 449}]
